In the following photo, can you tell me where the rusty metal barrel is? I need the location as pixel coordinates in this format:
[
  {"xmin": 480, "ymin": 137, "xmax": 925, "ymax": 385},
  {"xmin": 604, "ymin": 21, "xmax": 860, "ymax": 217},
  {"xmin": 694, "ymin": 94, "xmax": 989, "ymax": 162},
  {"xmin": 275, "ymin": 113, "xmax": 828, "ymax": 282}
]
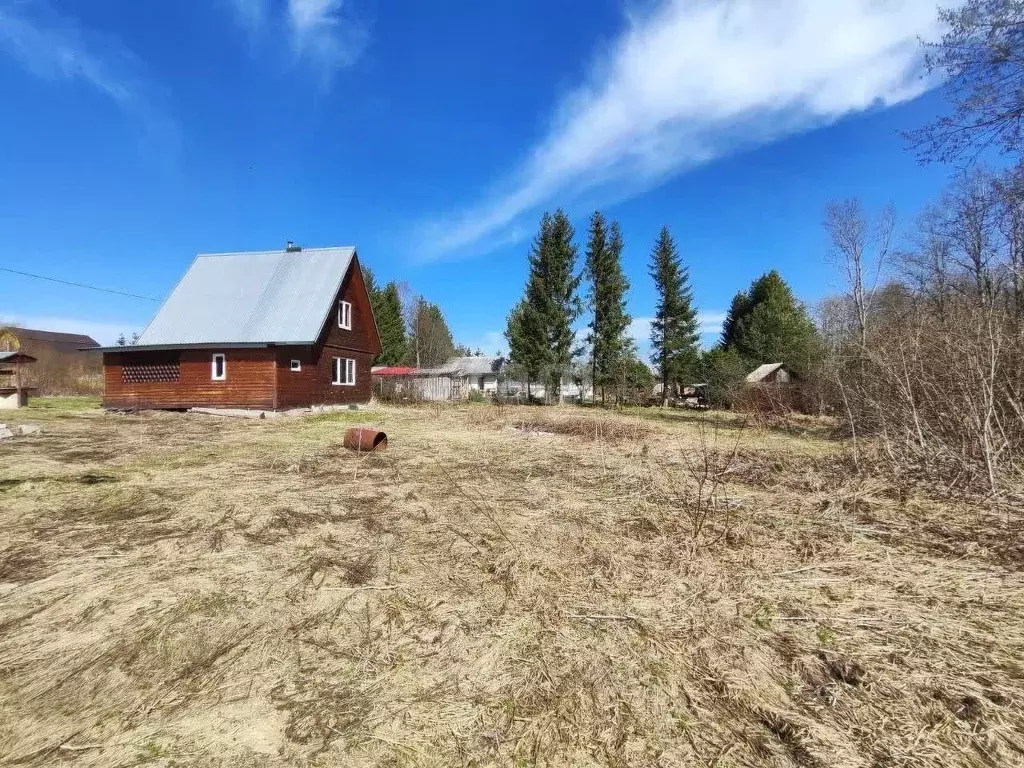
[{"xmin": 343, "ymin": 427, "xmax": 388, "ymax": 452}]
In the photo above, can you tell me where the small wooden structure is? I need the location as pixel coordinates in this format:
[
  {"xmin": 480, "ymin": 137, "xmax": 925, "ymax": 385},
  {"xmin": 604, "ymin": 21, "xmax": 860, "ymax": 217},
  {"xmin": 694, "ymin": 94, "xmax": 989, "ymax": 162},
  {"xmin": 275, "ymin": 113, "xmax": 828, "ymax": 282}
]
[
  {"xmin": 0, "ymin": 351, "xmax": 38, "ymax": 409},
  {"xmin": 745, "ymin": 363, "xmax": 792, "ymax": 385}
]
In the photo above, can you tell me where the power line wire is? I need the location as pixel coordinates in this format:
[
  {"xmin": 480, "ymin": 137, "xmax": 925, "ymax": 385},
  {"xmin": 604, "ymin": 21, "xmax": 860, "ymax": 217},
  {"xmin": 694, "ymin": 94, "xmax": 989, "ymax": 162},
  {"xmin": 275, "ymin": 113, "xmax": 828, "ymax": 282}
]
[{"xmin": 0, "ymin": 266, "xmax": 160, "ymax": 302}]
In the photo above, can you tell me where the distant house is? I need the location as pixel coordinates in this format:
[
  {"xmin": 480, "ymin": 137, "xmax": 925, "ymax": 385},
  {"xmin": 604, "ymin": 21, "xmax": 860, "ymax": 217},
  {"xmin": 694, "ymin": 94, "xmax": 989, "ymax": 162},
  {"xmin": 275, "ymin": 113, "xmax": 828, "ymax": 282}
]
[
  {"xmin": 372, "ymin": 356, "xmax": 505, "ymax": 401},
  {"xmin": 745, "ymin": 363, "xmax": 793, "ymax": 385},
  {"xmin": 432, "ymin": 355, "xmax": 505, "ymax": 396},
  {"xmin": 0, "ymin": 327, "xmax": 101, "ymax": 395},
  {"xmin": 101, "ymin": 244, "xmax": 381, "ymax": 410},
  {"xmin": 0, "ymin": 327, "xmax": 100, "ymax": 356}
]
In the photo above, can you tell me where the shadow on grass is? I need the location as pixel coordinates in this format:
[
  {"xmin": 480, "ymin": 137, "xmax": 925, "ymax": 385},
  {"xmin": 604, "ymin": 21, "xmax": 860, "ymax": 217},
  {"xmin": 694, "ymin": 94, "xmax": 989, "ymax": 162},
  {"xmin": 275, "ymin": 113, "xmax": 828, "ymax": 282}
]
[
  {"xmin": 620, "ymin": 405, "xmax": 840, "ymax": 441},
  {"xmin": 27, "ymin": 396, "xmax": 102, "ymax": 412}
]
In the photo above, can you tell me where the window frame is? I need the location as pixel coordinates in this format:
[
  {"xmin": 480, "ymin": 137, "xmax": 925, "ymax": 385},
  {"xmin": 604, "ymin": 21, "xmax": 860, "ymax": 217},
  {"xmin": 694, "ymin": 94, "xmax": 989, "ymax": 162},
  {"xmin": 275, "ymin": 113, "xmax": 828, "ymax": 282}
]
[
  {"xmin": 289, "ymin": 359, "xmax": 301, "ymax": 372},
  {"xmin": 338, "ymin": 300, "xmax": 352, "ymax": 330},
  {"xmin": 211, "ymin": 353, "xmax": 226, "ymax": 381},
  {"xmin": 332, "ymin": 356, "xmax": 356, "ymax": 386}
]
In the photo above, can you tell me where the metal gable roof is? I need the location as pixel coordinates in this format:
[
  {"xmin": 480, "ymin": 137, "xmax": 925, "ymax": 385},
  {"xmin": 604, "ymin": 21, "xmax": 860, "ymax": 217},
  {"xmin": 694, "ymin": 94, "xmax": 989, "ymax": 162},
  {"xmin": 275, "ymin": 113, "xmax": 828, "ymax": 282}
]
[
  {"xmin": 134, "ymin": 247, "xmax": 356, "ymax": 346},
  {"xmin": 435, "ymin": 356, "xmax": 504, "ymax": 376},
  {"xmin": 745, "ymin": 362, "xmax": 786, "ymax": 383}
]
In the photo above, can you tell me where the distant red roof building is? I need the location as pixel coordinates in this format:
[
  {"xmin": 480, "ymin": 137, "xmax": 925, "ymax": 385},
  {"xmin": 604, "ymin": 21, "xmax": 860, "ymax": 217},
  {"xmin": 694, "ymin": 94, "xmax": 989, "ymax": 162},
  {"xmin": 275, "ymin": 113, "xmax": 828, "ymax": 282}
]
[{"xmin": 371, "ymin": 366, "xmax": 417, "ymax": 376}]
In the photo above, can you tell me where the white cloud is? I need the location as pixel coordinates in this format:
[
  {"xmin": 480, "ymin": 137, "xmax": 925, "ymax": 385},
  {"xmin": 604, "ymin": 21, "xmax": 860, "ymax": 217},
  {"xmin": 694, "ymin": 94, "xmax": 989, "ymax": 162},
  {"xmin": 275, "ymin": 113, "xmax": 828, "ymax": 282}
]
[
  {"xmin": 0, "ymin": 315, "xmax": 139, "ymax": 346},
  {"xmin": 223, "ymin": 0, "xmax": 368, "ymax": 78},
  {"xmin": 459, "ymin": 330, "xmax": 507, "ymax": 357},
  {"xmin": 422, "ymin": 0, "xmax": 940, "ymax": 259},
  {"xmin": 228, "ymin": 0, "xmax": 269, "ymax": 36},
  {"xmin": 0, "ymin": 0, "xmax": 175, "ymax": 143},
  {"xmin": 627, "ymin": 317, "xmax": 654, "ymax": 346},
  {"xmin": 629, "ymin": 310, "xmax": 726, "ymax": 354},
  {"xmin": 287, "ymin": 0, "xmax": 368, "ymax": 76},
  {"xmin": 698, "ymin": 311, "xmax": 727, "ymax": 338}
]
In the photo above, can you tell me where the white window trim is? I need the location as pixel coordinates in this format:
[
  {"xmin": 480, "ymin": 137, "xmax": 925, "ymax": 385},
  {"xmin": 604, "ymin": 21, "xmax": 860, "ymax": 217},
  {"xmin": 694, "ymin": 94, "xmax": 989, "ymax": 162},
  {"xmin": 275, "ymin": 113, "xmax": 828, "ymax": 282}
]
[
  {"xmin": 332, "ymin": 357, "xmax": 356, "ymax": 386},
  {"xmin": 338, "ymin": 300, "xmax": 352, "ymax": 330},
  {"xmin": 211, "ymin": 353, "xmax": 226, "ymax": 381},
  {"xmin": 290, "ymin": 359, "xmax": 301, "ymax": 372}
]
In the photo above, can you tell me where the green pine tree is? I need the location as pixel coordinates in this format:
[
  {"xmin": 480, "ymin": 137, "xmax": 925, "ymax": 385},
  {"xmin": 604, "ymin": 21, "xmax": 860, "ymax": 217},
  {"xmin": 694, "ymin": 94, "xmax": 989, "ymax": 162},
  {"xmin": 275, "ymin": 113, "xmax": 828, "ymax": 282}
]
[
  {"xmin": 648, "ymin": 226, "xmax": 699, "ymax": 405},
  {"xmin": 375, "ymin": 282, "xmax": 408, "ymax": 366},
  {"xmin": 518, "ymin": 210, "xmax": 581, "ymax": 401},
  {"xmin": 543, "ymin": 210, "xmax": 582, "ymax": 399},
  {"xmin": 505, "ymin": 299, "xmax": 545, "ymax": 398},
  {"xmin": 720, "ymin": 290, "xmax": 750, "ymax": 348},
  {"xmin": 585, "ymin": 211, "xmax": 610, "ymax": 397},
  {"xmin": 726, "ymin": 270, "xmax": 819, "ymax": 375},
  {"xmin": 585, "ymin": 212, "xmax": 632, "ymax": 404},
  {"xmin": 404, "ymin": 300, "xmax": 456, "ymax": 368}
]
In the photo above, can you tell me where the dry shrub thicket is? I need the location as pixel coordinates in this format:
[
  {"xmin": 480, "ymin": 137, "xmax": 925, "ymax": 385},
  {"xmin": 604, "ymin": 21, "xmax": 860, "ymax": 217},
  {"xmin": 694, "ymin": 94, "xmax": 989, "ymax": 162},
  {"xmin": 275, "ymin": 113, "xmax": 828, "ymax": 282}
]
[
  {"xmin": 1, "ymin": 402, "xmax": 1022, "ymax": 767},
  {"xmin": 21, "ymin": 349, "xmax": 103, "ymax": 396},
  {"xmin": 823, "ymin": 169, "xmax": 1024, "ymax": 495}
]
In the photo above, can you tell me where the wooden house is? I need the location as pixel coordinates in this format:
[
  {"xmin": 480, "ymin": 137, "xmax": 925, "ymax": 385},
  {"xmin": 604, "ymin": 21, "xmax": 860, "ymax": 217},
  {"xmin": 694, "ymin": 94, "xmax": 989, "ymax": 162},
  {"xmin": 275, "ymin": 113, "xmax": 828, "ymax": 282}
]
[
  {"xmin": 101, "ymin": 244, "xmax": 381, "ymax": 410},
  {"xmin": 0, "ymin": 327, "xmax": 100, "ymax": 356}
]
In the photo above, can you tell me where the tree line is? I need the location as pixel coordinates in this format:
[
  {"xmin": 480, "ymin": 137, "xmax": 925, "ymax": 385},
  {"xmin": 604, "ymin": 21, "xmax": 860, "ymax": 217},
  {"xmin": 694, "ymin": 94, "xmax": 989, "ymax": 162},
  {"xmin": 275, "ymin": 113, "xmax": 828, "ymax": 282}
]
[
  {"xmin": 361, "ymin": 269, "xmax": 476, "ymax": 369},
  {"xmin": 502, "ymin": 210, "xmax": 817, "ymax": 405}
]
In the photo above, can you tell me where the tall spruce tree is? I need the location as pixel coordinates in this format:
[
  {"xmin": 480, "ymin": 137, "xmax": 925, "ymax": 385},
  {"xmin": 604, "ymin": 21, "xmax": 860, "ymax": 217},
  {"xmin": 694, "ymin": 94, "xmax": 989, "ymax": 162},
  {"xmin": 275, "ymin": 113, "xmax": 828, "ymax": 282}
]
[
  {"xmin": 585, "ymin": 212, "xmax": 631, "ymax": 404},
  {"xmin": 543, "ymin": 210, "xmax": 582, "ymax": 399},
  {"xmin": 732, "ymin": 271, "xmax": 819, "ymax": 373},
  {"xmin": 648, "ymin": 226, "xmax": 699, "ymax": 405},
  {"xmin": 518, "ymin": 210, "xmax": 581, "ymax": 401},
  {"xmin": 404, "ymin": 300, "xmax": 457, "ymax": 368},
  {"xmin": 585, "ymin": 211, "xmax": 609, "ymax": 396},
  {"xmin": 720, "ymin": 290, "xmax": 750, "ymax": 348},
  {"xmin": 721, "ymin": 270, "xmax": 819, "ymax": 374},
  {"xmin": 375, "ymin": 282, "xmax": 408, "ymax": 366},
  {"xmin": 504, "ymin": 299, "xmax": 545, "ymax": 398}
]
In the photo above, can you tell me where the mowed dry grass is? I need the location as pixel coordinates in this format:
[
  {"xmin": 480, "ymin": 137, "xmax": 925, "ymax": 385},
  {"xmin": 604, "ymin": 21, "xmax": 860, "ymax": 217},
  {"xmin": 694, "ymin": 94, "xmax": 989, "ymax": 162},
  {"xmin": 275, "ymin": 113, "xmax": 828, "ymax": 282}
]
[{"xmin": 0, "ymin": 400, "xmax": 1022, "ymax": 767}]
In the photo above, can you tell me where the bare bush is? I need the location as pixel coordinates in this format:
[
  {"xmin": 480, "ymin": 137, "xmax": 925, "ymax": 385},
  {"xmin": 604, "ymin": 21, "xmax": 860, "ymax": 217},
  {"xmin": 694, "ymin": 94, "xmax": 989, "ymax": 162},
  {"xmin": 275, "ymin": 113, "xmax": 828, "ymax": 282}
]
[
  {"xmin": 25, "ymin": 349, "xmax": 102, "ymax": 396},
  {"xmin": 824, "ymin": 170, "xmax": 1024, "ymax": 494}
]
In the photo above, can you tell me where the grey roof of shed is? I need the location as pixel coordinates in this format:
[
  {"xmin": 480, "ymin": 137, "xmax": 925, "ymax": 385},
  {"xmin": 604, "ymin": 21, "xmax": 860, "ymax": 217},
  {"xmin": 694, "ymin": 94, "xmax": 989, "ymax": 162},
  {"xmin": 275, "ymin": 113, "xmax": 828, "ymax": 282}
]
[
  {"xmin": 745, "ymin": 362, "xmax": 787, "ymax": 383},
  {"xmin": 434, "ymin": 356, "xmax": 505, "ymax": 376},
  {"xmin": 134, "ymin": 247, "xmax": 356, "ymax": 347},
  {"xmin": 0, "ymin": 351, "xmax": 37, "ymax": 363}
]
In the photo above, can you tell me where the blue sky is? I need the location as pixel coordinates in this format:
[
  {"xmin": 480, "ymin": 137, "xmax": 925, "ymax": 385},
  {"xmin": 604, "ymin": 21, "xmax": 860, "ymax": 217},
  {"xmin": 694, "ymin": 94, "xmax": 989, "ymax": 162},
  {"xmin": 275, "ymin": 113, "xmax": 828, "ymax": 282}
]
[{"xmin": 0, "ymin": 0, "xmax": 955, "ymax": 354}]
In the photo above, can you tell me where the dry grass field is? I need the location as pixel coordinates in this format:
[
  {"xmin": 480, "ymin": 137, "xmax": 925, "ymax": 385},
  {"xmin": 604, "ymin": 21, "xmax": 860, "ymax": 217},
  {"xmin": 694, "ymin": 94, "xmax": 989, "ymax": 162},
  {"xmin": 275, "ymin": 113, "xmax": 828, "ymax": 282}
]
[{"xmin": 1, "ymin": 398, "xmax": 1022, "ymax": 767}]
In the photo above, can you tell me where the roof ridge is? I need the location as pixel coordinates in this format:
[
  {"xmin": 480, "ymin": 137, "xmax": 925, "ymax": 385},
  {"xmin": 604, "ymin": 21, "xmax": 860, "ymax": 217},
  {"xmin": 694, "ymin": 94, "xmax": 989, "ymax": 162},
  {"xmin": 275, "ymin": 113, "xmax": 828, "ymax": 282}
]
[{"xmin": 196, "ymin": 246, "xmax": 356, "ymax": 258}]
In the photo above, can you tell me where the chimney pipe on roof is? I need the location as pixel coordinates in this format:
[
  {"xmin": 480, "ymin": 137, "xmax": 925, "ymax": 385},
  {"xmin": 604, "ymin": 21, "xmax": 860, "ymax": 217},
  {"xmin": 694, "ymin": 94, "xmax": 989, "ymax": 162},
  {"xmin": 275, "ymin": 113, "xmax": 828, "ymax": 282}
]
[{"xmin": 285, "ymin": 240, "xmax": 302, "ymax": 252}]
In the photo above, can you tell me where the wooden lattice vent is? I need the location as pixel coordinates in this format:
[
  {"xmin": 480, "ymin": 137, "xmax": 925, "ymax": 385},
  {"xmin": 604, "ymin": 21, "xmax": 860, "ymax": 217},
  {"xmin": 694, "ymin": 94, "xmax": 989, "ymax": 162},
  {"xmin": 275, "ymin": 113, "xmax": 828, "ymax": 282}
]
[{"xmin": 122, "ymin": 362, "xmax": 180, "ymax": 384}]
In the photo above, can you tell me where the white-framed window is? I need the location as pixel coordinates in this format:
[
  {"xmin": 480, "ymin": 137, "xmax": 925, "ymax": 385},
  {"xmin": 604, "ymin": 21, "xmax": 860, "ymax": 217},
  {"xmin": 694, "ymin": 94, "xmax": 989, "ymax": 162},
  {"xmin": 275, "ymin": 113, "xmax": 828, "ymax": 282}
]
[
  {"xmin": 211, "ymin": 353, "xmax": 226, "ymax": 381},
  {"xmin": 338, "ymin": 300, "xmax": 352, "ymax": 330},
  {"xmin": 290, "ymin": 359, "xmax": 301, "ymax": 372},
  {"xmin": 332, "ymin": 357, "xmax": 356, "ymax": 386}
]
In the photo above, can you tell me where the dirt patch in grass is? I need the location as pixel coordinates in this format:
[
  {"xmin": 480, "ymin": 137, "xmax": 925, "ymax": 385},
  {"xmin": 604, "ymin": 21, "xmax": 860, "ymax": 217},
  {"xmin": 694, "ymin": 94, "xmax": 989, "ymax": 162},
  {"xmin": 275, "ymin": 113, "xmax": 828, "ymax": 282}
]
[
  {"xmin": 0, "ymin": 403, "xmax": 1022, "ymax": 766},
  {"xmin": 506, "ymin": 412, "xmax": 652, "ymax": 442}
]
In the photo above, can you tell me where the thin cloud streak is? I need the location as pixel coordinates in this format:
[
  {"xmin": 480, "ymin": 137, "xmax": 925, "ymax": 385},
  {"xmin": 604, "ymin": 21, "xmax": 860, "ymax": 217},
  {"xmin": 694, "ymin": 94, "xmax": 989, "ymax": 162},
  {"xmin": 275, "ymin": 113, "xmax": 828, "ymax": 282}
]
[
  {"xmin": 228, "ymin": 0, "xmax": 269, "ymax": 36},
  {"xmin": 223, "ymin": 0, "xmax": 369, "ymax": 78},
  {"xmin": 629, "ymin": 311, "xmax": 726, "ymax": 355},
  {"xmin": 287, "ymin": 0, "xmax": 369, "ymax": 77},
  {"xmin": 421, "ymin": 0, "xmax": 941, "ymax": 260},
  {"xmin": 0, "ymin": 0, "xmax": 177, "ymax": 147}
]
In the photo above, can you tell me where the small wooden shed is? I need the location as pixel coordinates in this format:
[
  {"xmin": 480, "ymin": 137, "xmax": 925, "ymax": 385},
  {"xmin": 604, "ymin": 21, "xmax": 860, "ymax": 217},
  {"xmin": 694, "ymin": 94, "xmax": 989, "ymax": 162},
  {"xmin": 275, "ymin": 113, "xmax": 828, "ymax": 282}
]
[{"xmin": 0, "ymin": 351, "xmax": 38, "ymax": 409}]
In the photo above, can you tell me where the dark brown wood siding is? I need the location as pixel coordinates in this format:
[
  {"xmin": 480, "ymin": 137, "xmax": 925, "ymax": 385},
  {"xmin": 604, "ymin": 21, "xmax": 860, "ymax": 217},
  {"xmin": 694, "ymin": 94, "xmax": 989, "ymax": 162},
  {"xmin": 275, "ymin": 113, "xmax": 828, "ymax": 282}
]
[
  {"xmin": 315, "ymin": 256, "xmax": 382, "ymax": 356},
  {"xmin": 273, "ymin": 347, "xmax": 373, "ymax": 408},
  {"xmin": 273, "ymin": 256, "xmax": 379, "ymax": 408},
  {"xmin": 102, "ymin": 255, "xmax": 381, "ymax": 411},
  {"xmin": 103, "ymin": 348, "xmax": 276, "ymax": 410}
]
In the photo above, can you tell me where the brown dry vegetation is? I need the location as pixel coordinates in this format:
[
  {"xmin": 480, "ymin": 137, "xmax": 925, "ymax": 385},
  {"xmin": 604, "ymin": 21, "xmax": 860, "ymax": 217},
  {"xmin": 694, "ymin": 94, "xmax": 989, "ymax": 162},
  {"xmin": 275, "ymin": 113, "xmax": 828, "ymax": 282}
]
[{"xmin": 0, "ymin": 399, "xmax": 1022, "ymax": 767}]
